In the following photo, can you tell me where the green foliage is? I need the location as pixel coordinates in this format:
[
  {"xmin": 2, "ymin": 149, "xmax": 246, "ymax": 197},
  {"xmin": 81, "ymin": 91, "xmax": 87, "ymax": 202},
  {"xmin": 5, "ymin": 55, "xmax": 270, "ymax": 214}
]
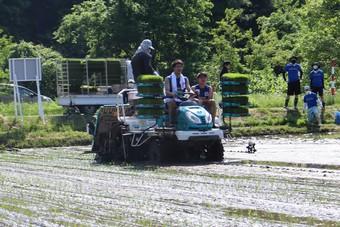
[
  {"xmin": 8, "ymin": 41, "xmax": 62, "ymax": 98},
  {"xmin": 243, "ymin": 0, "xmax": 339, "ymax": 93},
  {"xmin": 0, "ymin": 0, "xmax": 82, "ymax": 45},
  {"xmin": 0, "ymin": 29, "xmax": 14, "ymax": 83},
  {"xmin": 204, "ymin": 9, "xmax": 252, "ymax": 85},
  {"xmin": 54, "ymin": 0, "xmax": 213, "ymax": 78},
  {"xmin": 1, "ymin": 0, "xmax": 338, "ymax": 97}
]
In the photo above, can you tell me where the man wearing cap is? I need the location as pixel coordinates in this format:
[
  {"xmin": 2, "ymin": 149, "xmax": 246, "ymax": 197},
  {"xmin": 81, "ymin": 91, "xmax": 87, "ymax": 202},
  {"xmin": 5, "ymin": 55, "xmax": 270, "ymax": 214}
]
[
  {"xmin": 131, "ymin": 39, "xmax": 158, "ymax": 81},
  {"xmin": 192, "ymin": 72, "xmax": 217, "ymax": 127},
  {"xmin": 164, "ymin": 59, "xmax": 193, "ymax": 125},
  {"xmin": 309, "ymin": 62, "xmax": 325, "ymax": 109},
  {"xmin": 283, "ymin": 57, "xmax": 303, "ymax": 110},
  {"xmin": 303, "ymin": 86, "xmax": 323, "ymax": 126}
]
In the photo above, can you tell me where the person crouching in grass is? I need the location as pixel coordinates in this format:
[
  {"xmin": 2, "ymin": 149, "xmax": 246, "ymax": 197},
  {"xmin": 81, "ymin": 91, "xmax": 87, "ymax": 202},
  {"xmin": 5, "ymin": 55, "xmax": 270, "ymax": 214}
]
[
  {"xmin": 192, "ymin": 72, "xmax": 217, "ymax": 127},
  {"xmin": 303, "ymin": 86, "xmax": 323, "ymax": 127}
]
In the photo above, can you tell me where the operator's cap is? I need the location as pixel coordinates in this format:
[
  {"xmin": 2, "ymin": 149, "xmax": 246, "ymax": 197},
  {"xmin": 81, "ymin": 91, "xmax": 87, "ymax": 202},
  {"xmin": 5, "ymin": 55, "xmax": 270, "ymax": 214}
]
[
  {"xmin": 141, "ymin": 39, "xmax": 154, "ymax": 50},
  {"xmin": 128, "ymin": 79, "xmax": 135, "ymax": 84},
  {"xmin": 304, "ymin": 85, "xmax": 311, "ymax": 91},
  {"xmin": 196, "ymin": 72, "xmax": 208, "ymax": 79}
]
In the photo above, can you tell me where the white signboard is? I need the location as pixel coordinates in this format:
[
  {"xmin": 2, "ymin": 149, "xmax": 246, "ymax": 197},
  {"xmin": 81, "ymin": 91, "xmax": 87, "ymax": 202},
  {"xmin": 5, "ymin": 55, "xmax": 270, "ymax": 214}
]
[
  {"xmin": 8, "ymin": 58, "xmax": 45, "ymax": 123},
  {"xmin": 9, "ymin": 58, "xmax": 42, "ymax": 82}
]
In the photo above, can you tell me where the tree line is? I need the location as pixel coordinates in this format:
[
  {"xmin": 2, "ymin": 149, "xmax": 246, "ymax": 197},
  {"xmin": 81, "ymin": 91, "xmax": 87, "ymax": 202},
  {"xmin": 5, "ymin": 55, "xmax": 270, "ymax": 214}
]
[{"xmin": 0, "ymin": 0, "xmax": 339, "ymax": 97}]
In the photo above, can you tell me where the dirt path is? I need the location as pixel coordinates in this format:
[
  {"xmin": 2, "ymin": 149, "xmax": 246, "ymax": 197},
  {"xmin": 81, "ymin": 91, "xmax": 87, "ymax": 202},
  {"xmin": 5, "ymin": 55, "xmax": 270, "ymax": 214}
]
[{"xmin": 0, "ymin": 139, "xmax": 340, "ymax": 226}]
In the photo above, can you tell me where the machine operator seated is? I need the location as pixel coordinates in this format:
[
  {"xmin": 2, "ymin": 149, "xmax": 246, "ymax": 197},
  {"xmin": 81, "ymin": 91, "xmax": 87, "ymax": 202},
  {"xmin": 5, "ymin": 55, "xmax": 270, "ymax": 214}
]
[
  {"xmin": 191, "ymin": 72, "xmax": 217, "ymax": 127},
  {"xmin": 164, "ymin": 59, "xmax": 194, "ymax": 125}
]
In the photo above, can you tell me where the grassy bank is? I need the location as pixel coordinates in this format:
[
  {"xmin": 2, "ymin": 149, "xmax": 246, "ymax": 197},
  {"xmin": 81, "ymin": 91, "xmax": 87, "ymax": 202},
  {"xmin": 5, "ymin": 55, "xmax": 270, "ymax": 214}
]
[{"xmin": 0, "ymin": 115, "xmax": 91, "ymax": 150}]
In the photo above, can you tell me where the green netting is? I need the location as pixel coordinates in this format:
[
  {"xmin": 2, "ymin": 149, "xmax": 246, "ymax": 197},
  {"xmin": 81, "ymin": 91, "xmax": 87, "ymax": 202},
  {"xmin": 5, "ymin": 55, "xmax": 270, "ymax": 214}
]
[
  {"xmin": 222, "ymin": 73, "xmax": 250, "ymax": 82},
  {"xmin": 222, "ymin": 85, "xmax": 248, "ymax": 94},
  {"xmin": 222, "ymin": 96, "xmax": 249, "ymax": 106}
]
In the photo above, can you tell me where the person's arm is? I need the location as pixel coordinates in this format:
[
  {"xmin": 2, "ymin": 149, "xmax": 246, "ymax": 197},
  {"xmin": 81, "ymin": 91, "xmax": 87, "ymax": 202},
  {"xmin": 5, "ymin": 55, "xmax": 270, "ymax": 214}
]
[
  {"xmin": 283, "ymin": 73, "xmax": 287, "ymax": 82},
  {"xmin": 185, "ymin": 78, "xmax": 193, "ymax": 93},
  {"xmin": 317, "ymin": 97, "xmax": 323, "ymax": 108},
  {"xmin": 165, "ymin": 78, "xmax": 175, "ymax": 97},
  {"xmin": 298, "ymin": 65, "xmax": 303, "ymax": 79},
  {"xmin": 208, "ymin": 86, "xmax": 214, "ymax": 99},
  {"xmin": 322, "ymin": 71, "xmax": 325, "ymax": 88},
  {"xmin": 309, "ymin": 72, "xmax": 313, "ymax": 86},
  {"xmin": 191, "ymin": 86, "xmax": 199, "ymax": 96},
  {"xmin": 303, "ymin": 97, "xmax": 308, "ymax": 112}
]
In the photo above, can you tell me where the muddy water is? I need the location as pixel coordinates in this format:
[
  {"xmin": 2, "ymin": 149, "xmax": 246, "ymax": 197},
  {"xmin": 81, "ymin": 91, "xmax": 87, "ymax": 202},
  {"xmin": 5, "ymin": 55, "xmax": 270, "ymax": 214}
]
[{"xmin": 0, "ymin": 138, "xmax": 339, "ymax": 226}]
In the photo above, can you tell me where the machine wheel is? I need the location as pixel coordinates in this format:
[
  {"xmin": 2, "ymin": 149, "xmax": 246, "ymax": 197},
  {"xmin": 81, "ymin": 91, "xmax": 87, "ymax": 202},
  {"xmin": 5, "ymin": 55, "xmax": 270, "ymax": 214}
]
[
  {"xmin": 147, "ymin": 139, "xmax": 162, "ymax": 164},
  {"xmin": 206, "ymin": 139, "xmax": 224, "ymax": 162},
  {"xmin": 95, "ymin": 124, "xmax": 126, "ymax": 163},
  {"xmin": 147, "ymin": 138, "xmax": 171, "ymax": 164}
]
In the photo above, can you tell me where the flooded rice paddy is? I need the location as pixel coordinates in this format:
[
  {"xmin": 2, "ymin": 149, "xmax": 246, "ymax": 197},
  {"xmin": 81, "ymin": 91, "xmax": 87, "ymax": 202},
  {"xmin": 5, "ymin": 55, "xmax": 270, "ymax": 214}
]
[{"xmin": 0, "ymin": 137, "xmax": 339, "ymax": 226}]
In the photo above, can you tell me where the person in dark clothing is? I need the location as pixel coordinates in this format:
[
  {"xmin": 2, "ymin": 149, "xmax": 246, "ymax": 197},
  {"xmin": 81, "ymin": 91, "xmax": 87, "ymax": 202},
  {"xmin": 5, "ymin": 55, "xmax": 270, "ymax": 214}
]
[
  {"xmin": 309, "ymin": 62, "xmax": 325, "ymax": 109},
  {"xmin": 283, "ymin": 57, "xmax": 303, "ymax": 110},
  {"xmin": 219, "ymin": 61, "xmax": 231, "ymax": 80},
  {"xmin": 131, "ymin": 39, "xmax": 158, "ymax": 81}
]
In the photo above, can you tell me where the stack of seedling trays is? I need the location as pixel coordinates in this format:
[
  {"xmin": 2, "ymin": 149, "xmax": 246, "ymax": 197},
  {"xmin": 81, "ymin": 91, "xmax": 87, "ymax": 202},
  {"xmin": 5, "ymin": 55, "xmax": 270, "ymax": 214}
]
[
  {"xmin": 222, "ymin": 73, "xmax": 250, "ymax": 117},
  {"xmin": 136, "ymin": 75, "xmax": 164, "ymax": 118}
]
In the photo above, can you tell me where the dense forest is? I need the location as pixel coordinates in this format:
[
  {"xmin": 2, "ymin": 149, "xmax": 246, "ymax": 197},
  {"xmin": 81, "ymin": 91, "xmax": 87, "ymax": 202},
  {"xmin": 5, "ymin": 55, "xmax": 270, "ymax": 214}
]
[{"xmin": 0, "ymin": 0, "xmax": 339, "ymax": 97}]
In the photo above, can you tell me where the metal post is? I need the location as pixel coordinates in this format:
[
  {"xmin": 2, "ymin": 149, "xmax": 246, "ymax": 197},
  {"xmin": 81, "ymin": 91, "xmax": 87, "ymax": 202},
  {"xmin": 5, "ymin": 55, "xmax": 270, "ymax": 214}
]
[
  {"xmin": 330, "ymin": 59, "xmax": 337, "ymax": 104},
  {"xmin": 86, "ymin": 59, "xmax": 89, "ymax": 94},
  {"xmin": 12, "ymin": 59, "xmax": 23, "ymax": 123},
  {"xmin": 105, "ymin": 60, "xmax": 108, "ymax": 87},
  {"xmin": 36, "ymin": 58, "xmax": 45, "ymax": 123},
  {"xmin": 10, "ymin": 60, "xmax": 18, "ymax": 118}
]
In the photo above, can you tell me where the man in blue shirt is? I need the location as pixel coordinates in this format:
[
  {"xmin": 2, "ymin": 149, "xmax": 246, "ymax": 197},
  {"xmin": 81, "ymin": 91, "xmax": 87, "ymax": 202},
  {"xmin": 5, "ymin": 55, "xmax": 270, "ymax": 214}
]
[
  {"xmin": 309, "ymin": 62, "xmax": 325, "ymax": 109},
  {"xmin": 303, "ymin": 86, "xmax": 322, "ymax": 126},
  {"xmin": 284, "ymin": 57, "xmax": 303, "ymax": 110},
  {"xmin": 192, "ymin": 72, "xmax": 216, "ymax": 126}
]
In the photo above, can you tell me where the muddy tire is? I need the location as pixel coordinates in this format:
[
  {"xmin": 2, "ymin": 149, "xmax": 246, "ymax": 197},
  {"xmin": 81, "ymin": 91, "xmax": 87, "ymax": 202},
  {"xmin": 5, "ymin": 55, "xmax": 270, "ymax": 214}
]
[
  {"xmin": 147, "ymin": 139, "xmax": 162, "ymax": 164},
  {"xmin": 147, "ymin": 138, "xmax": 172, "ymax": 164},
  {"xmin": 206, "ymin": 140, "xmax": 224, "ymax": 162},
  {"xmin": 95, "ymin": 124, "xmax": 126, "ymax": 163}
]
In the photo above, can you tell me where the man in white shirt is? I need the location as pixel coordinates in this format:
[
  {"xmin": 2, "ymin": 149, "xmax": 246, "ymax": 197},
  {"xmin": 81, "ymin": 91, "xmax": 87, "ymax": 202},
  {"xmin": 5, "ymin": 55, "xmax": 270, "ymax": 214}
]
[{"xmin": 164, "ymin": 59, "xmax": 193, "ymax": 125}]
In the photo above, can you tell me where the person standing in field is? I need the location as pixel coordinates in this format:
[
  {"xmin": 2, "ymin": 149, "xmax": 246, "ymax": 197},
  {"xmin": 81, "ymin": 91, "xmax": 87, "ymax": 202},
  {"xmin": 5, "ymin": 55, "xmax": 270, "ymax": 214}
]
[
  {"xmin": 283, "ymin": 57, "xmax": 303, "ymax": 110},
  {"xmin": 131, "ymin": 39, "xmax": 158, "ymax": 81},
  {"xmin": 219, "ymin": 61, "xmax": 231, "ymax": 80},
  {"xmin": 309, "ymin": 62, "xmax": 325, "ymax": 110}
]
